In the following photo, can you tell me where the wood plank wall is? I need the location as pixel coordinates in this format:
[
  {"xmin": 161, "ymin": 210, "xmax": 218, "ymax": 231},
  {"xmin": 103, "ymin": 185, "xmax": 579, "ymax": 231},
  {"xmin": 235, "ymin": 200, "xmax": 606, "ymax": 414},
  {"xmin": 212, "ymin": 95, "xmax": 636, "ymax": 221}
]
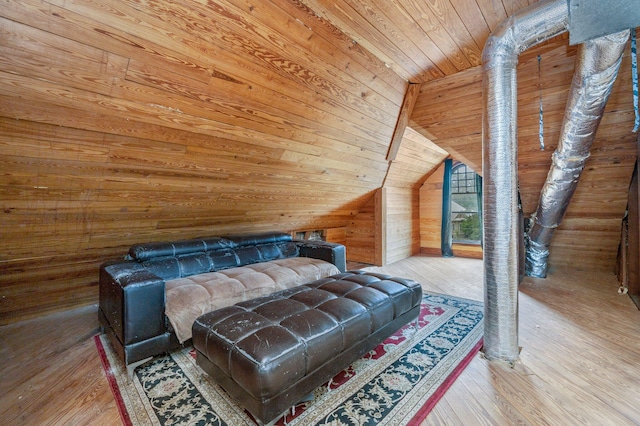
[
  {"xmin": 0, "ymin": 0, "xmax": 416, "ymax": 324},
  {"xmin": 5, "ymin": 0, "xmax": 634, "ymax": 323},
  {"xmin": 345, "ymin": 191, "xmax": 378, "ymax": 265},
  {"xmin": 411, "ymin": 35, "xmax": 638, "ymax": 273},
  {"xmin": 345, "ymin": 127, "xmax": 447, "ymax": 266},
  {"xmin": 384, "ymin": 127, "xmax": 448, "ymax": 264},
  {"xmin": 622, "ymin": 160, "xmax": 640, "ymax": 307},
  {"xmin": 383, "ymin": 187, "xmax": 419, "ymax": 264},
  {"xmin": 419, "ymin": 162, "xmax": 446, "ymax": 255}
]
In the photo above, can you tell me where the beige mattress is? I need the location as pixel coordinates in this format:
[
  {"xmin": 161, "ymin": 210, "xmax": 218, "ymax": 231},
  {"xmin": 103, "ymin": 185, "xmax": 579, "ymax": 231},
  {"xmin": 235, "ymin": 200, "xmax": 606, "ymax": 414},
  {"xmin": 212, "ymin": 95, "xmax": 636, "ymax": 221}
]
[{"xmin": 165, "ymin": 257, "xmax": 341, "ymax": 343}]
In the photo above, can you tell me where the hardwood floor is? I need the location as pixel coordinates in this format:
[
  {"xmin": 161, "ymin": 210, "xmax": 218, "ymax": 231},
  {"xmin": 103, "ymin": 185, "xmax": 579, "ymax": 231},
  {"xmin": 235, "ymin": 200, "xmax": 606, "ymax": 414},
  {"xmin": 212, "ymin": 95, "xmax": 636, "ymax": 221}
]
[{"xmin": 1, "ymin": 255, "xmax": 639, "ymax": 425}]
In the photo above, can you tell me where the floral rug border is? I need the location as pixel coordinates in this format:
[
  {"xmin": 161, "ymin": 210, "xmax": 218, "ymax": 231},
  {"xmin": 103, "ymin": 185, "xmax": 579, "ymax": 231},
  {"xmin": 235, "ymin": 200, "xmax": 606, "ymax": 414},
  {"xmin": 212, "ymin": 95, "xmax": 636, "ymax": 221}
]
[{"xmin": 96, "ymin": 291, "xmax": 483, "ymax": 426}]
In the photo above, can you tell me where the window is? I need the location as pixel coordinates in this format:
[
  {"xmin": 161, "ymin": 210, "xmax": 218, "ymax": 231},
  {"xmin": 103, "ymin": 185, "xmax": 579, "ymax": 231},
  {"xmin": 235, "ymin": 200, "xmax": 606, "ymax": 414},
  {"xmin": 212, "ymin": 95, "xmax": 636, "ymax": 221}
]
[
  {"xmin": 450, "ymin": 163, "xmax": 481, "ymax": 244},
  {"xmin": 293, "ymin": 230, "xmax": 325, "ymax": 241}
]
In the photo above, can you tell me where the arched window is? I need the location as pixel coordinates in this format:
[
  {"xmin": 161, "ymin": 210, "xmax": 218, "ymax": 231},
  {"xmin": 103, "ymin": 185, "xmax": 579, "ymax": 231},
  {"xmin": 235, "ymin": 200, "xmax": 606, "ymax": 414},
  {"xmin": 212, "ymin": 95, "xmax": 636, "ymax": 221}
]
[
  {"xmin": 442, "ymin": 161, "xmax": 482, "ymax": 256},
  {"xmin": 450, "ymin": 163, "xmax": 482, "ymax": 244}
]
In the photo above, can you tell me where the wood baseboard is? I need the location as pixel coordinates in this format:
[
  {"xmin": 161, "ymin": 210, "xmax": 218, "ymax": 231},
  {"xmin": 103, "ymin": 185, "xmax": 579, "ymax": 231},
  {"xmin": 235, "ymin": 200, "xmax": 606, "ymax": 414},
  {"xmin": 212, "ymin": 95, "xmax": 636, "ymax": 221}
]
[
  {"xmin": 420, "ymin": 247, "xmax": 442, "ymax": 256},
  {"xmin": 452, "ymin": 243, "xmax": 483, "ymax": 259},
  {"xmin": 420, "ymin": 245, "xmax": 482, "ymax": 259}
]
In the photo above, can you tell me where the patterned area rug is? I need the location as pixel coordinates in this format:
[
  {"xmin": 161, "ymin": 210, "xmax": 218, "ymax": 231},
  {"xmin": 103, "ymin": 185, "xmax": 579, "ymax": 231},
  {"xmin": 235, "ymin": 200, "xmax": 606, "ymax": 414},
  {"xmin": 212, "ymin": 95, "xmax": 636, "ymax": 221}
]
[{"xmin": 96, "ymin": 291, "xmax": 483, "ymax": 426}]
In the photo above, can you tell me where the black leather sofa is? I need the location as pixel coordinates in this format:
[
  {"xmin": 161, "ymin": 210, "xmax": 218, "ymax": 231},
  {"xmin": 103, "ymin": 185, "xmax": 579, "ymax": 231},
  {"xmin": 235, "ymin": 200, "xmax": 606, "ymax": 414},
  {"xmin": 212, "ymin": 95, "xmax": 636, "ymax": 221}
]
[{"xmin": 99, "ymin": 232, "xmax": 346, "ymax": 373}]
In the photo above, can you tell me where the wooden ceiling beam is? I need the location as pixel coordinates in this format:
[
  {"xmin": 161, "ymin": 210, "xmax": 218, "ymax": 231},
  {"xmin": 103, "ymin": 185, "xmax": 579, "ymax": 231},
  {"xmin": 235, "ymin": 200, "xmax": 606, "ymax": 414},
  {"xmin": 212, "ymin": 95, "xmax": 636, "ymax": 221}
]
[{"xmin": 386, "ymin": 82, "xmax": 422, "ymax": 161}]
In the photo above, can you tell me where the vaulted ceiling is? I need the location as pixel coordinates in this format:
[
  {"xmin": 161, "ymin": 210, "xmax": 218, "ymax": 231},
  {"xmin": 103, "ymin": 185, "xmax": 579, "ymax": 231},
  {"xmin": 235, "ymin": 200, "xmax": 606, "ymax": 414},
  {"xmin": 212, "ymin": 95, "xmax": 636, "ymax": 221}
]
[
  {"xmin": 2, "ymin": 0, "xmax": 533, "ymax": 255},
  {"xmin": 1, "ymin": 0, "xmax": 638, "ymax": 322},
  {"xmin": 303, "ymin": 0, "xmax": 536, "ymax": 83}
]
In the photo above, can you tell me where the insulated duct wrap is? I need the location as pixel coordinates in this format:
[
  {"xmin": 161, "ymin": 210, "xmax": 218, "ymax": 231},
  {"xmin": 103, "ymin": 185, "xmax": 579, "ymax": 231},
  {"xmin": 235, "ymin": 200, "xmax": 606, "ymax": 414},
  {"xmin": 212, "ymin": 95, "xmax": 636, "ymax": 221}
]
[
  {"xmin": 482, "ymin": 0, "xmax": 568, "ymax": 364},
  {"xmin": 525, "ymin": 30, "xmax": 630, "ymax": 278}
]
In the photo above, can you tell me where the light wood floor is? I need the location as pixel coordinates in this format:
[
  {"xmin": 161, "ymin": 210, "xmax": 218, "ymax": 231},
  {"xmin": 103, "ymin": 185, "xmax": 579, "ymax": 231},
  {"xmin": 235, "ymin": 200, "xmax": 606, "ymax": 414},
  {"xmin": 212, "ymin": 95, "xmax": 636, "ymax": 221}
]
[{"xmin": 1, "ymin": 255, "xmax": 639, "ymax": 425}]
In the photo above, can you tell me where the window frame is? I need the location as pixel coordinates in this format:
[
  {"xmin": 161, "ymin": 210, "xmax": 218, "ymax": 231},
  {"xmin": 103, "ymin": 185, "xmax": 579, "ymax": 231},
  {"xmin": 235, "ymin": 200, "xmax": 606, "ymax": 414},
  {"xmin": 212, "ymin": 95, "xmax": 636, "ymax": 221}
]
[{"xmin": 449, "ymin": 162, "xmax": 482, "ymax": 246}]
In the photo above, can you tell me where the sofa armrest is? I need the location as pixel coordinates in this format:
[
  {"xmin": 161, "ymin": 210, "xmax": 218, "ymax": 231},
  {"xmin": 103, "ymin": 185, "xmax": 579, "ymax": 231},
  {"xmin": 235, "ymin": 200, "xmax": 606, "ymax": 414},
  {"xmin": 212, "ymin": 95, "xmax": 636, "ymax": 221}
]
[
  {"xmin": 295, "ymin": 240, "xmax": 346, "ymax": 273},
  {"xmin": 99, "ymin": 261, "xmax": 167, "ymax": 346}
]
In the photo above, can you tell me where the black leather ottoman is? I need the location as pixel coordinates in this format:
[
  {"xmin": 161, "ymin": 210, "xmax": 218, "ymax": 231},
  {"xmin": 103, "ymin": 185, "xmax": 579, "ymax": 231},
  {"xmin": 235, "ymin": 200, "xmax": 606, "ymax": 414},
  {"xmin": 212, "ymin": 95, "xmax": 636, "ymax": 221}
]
[{"xmin": 192, "ymin": 271, "xmax": 422, "ymax": 425}]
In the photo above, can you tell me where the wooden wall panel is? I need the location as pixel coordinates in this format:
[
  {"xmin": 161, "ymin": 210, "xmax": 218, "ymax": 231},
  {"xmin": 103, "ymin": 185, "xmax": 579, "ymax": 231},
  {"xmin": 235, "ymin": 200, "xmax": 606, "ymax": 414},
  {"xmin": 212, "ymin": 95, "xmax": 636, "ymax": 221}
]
[
  {"xmin": 624, "ymin": 158, "xmax": 640, "ymax": 307},
  {"xmin": 410, "ymin": 66, "xmax": 483, "ymax": 173},
  {"xmin": 1, "ymin": 0, "xmax": 636, "ymax": 324},
  {"xmin": 0, "ymin": 0, "xmax": 414, "ymax": 324},
  {"xmin": 375, "ymin": 187, "xmax": 386, "ymax": 266},
  {"xmin": 382, "ymin": 127, "xmax": 448, "ymax": 264},
  {"xmin": 384, "ymin": 127, "xmax": 448, "ymax": 188},
  {"xmin": 324, "ymin": 227, "xmax": 347, "ymax": 246},
  {"xmin": 411, "ymin": 35, "xmax": 638, "ymax": 272},
  {"xmin": 345, "ymin": 192, "xmax": 377, "ymax": 265},
  {"xmin": 384, "ymin": 187, "xmax": 420, "ymax": 264},
  {"xmin": 419, "ymin": 162, "xmax": 446, "ymax": 254}
]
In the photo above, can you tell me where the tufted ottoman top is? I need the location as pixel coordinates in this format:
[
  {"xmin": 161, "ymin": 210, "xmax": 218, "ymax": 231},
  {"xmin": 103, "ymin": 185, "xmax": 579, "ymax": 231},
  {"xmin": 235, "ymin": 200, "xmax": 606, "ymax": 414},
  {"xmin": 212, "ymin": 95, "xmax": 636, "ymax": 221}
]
[{"xmin": 192, "ymin": 271, "xmax": 422, "ymax": 402}]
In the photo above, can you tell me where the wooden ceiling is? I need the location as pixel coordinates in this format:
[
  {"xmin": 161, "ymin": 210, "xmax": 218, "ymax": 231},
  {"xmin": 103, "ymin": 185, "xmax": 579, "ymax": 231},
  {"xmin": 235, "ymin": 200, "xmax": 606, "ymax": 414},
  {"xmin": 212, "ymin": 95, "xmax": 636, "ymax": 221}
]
[
  {"xmin": 303, "ymin": 0, "xmax": 536, "ymax": 83},
  {"xmin": 1, "ymin": 0, "xmax": 638, "ymax": 323}
]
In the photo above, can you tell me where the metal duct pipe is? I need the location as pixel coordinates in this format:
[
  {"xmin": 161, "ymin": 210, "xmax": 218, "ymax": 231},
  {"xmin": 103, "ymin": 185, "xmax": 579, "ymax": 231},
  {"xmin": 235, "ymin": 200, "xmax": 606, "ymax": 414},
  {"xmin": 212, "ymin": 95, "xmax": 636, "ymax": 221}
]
[
  {"xmin": 482, "ymin": 0, "xmax": 568, "ymax": 364},
  {"xmin": 525, "ymin": 30, "xmax": 630, "ymax": 278}
]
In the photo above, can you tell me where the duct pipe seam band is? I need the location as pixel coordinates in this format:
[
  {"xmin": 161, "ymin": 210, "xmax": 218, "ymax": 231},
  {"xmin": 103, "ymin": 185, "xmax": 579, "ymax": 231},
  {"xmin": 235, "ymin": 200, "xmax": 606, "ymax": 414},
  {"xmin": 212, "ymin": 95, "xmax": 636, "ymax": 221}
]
[{"xmin": 524, "ymin": 236, "xmax": 549, "ymax": 278}]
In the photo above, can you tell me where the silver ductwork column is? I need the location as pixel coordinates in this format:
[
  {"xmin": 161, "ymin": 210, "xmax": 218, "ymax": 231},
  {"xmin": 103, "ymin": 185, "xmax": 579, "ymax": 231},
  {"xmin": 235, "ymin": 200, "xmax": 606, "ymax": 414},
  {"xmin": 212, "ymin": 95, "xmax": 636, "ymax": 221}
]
[
  {"xmin": 525, "ymin": 30, "xmax": 630, "ymax": 278},
  {"xmin": 482, "ymin": 0, "xmax": 569, "ymax": 364},
  {"xmin": 483, "ymin": 0, "xmax": 630, "ymax": 363}
]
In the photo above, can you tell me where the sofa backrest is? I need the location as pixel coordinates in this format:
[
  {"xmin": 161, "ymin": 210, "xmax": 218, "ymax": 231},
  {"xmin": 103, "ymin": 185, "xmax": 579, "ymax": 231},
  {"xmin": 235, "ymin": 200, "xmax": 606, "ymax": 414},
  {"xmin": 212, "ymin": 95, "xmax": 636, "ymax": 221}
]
[{"xmin": 126, "ymin": 232, "xmax": 299, "ymax": 280}]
